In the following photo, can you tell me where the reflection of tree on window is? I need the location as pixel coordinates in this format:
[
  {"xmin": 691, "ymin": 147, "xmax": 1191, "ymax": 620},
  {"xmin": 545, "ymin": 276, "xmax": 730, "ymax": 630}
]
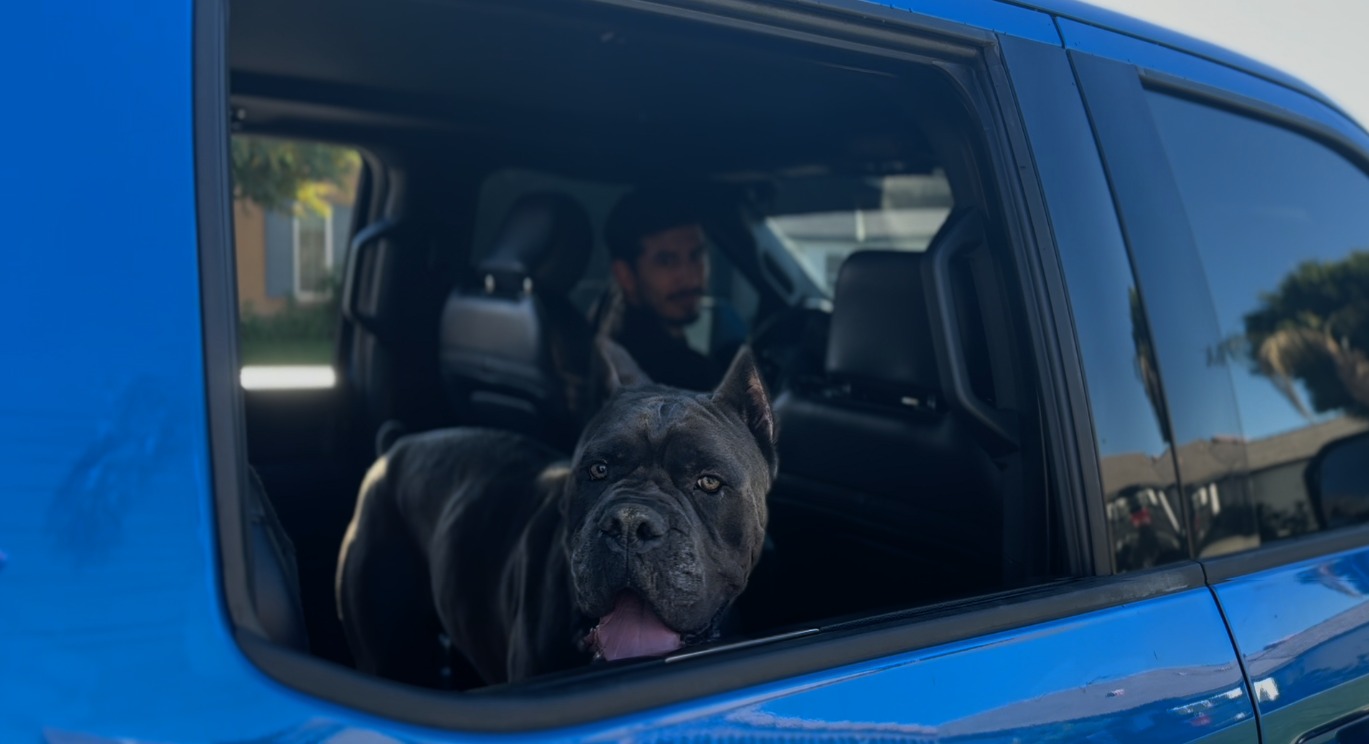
[
  {"xmin": 1139, "ymin": 89, "xmax": 1369, "ymax": 553},
  {"xmin": 1243, "ymin": 251, "xmax": 1369, "ymax": 419}
]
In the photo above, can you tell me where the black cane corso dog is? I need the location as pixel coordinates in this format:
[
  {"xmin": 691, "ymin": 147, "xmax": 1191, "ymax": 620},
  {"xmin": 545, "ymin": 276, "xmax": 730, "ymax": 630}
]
[{"xmin": 336, "ymin": 348, "xmax": 776, "ymax": 687}]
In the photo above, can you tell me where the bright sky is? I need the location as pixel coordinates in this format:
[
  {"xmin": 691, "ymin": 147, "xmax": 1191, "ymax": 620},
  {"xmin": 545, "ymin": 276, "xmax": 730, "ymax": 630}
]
[{"xmin": 1081, "ymin": 0, "xmax": 1369, "ymax": 129}]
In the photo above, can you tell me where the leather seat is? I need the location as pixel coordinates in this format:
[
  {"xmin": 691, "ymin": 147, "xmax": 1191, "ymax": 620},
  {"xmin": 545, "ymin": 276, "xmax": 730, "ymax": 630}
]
[
  {"xmin": 760, "ymin": 250, "xmax": 1004, "ymax": 621},
  {"xmin": 438, "ymin": 192, "xmax": 596, "ymax": 450}
]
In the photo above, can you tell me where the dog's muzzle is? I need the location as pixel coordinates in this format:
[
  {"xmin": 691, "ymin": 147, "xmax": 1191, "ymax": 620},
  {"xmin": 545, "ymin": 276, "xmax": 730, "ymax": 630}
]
[
  {"xmin": 599, "ymin": 502, "xmax": 667, "ymax": 554},
  {"xmin": 576, "ymin": 498, "xmax": 696, "ymax": 662}
]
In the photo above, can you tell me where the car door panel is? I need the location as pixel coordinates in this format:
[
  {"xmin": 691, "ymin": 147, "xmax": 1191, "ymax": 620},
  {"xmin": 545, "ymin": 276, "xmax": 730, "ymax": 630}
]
[
  {"xmin": 1210, "ymin": 550, "xmax": 1369, "ymax": 744},
  {"xmin": 591, "ymin": 586, "xmax": 1257, "ymax": 742},
  {"xmin": 1066, "ymin": 19, "xmax": 1369, "ymax": 744},
  {"xmin": 62, "ymin": 581, "xmax": 1257, "ymax": 743},
  {"xmin": 0, "ymin": 1, "xmax": 1289, "ymax": 742},
  {"xmin": 231, "ymin": 24, "xmax": 1253, "ymax": 742}
]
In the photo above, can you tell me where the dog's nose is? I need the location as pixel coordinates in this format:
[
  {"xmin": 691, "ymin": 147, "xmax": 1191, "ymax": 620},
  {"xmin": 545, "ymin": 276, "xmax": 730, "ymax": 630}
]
[{"xmin": 601, "ymin": 503, "xmax": 667, "ymax": 552}]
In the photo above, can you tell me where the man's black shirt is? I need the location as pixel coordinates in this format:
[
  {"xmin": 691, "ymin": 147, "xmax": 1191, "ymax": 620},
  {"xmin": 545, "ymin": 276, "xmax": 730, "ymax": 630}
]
[{"xmin": 615, "ymin": 305, "xmax": 720, "ymax": 391}]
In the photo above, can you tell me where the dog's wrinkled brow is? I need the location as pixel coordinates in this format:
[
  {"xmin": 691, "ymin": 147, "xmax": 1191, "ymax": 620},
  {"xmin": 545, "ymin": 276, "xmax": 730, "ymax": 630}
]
[{"xmin": 635, "ymin": 395, "xmax": 688, "ymax": 434}]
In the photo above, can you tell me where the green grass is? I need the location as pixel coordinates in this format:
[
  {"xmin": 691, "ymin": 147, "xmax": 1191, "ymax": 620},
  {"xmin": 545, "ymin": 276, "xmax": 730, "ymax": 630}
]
[
  {"xmin": 239, "ymin": 338, "xmax": 334, "ymax": 366},
  {"xmin": 239, "ymin": 293, "xmax": 339, "ymax": 366}
]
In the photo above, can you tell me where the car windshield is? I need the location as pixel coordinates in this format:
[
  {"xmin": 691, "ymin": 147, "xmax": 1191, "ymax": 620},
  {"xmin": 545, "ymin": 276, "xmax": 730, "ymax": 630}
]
[{"xmin": 755, "ymin": 171, "xmax": 953, "ymax": 295}]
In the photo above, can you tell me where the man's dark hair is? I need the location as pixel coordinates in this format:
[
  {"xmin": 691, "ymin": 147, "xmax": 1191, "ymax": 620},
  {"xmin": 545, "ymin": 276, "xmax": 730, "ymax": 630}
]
[{"xmin": 604, "ymin": 185, "xmax": 708, "ymax": 264}]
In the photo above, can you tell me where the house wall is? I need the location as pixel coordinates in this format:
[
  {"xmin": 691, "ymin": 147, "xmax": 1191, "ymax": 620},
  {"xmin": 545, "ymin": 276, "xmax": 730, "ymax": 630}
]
[
  {"xmin": 264, "ymin": 210, "xmax": 294, "ymax": 300},
  {"xmin": 234, "ymin": 200, "xmax": 285, "ymax": 316},
  {"xmin": 236, "ymin": 200, "xmax": 355, "ymax": 317}
]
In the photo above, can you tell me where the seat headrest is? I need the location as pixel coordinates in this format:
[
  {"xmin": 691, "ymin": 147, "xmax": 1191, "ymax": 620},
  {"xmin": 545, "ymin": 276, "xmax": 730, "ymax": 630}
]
[
  {"xmin": 479, "ymin": 192, "xmax": 593, "ymax": 295},
  {"xmin": 826, "ymin": 250, "xmax": 939, "ymax": 392}
]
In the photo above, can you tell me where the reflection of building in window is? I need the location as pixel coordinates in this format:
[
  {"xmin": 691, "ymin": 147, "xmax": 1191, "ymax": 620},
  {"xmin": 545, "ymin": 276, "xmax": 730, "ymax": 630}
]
[
  {"xmin": 1102, "ymin": 415, "xmax": 1369, "ymax": 567},
  {"xmin": 293, "ymin": 210, "xmax": 334, "ymax": 301}
]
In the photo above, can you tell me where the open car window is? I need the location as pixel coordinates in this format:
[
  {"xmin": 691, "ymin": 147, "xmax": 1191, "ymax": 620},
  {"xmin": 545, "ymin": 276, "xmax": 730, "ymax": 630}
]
[{"xmin": 755, "ymin": 170, "xmax": 954, "ymax": 294}]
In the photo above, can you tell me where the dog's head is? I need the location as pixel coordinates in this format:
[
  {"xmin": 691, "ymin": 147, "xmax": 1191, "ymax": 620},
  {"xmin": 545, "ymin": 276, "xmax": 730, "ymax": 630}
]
[{"xmin": 562, "ymin": 346, "xmax": 776, "ymax": 662}]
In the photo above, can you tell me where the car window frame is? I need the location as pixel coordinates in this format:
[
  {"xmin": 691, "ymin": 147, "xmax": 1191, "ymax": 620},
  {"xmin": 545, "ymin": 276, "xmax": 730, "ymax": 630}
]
[{"xmin": 994, "ymin": 33, "xmax": 1132, "ymax": 578}]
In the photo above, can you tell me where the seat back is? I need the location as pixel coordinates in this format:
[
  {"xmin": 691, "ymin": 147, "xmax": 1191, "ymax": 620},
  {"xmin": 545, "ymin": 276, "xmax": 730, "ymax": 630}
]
[
  {"xmin": 761, "ymin": 250, "xmax": 1003, "ymax": 622},
  {"xmin": 438, "ymin": 193, "xmax": 595, "ymax": 449}
]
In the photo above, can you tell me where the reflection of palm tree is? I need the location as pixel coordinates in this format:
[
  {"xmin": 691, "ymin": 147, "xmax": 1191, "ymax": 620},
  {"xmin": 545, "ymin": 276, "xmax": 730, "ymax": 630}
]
[
  {"xmin": 1294, "ymin": 557, "xmax": 1369, "ymax": 599},
  {"xmin": 1242, "ymin": 251, "xmax": 1369, "ymax": 419},
  {"xmin": 1254, "ymin": 323, "xmax": 1369, "ymax": 418}
]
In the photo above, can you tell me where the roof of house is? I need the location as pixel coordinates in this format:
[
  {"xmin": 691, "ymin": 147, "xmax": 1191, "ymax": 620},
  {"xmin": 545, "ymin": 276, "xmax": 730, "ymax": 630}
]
[{"xmin": 1100, "ymin": 416, "xmax": 1369, "ymax": 492}]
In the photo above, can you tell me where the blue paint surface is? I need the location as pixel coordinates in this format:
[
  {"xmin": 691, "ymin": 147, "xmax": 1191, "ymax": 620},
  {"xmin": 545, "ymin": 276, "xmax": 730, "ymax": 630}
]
[
  {"xmin": 611, "ymin": 589, "xmax": 1254, "ymax": 743},
  {"xmin": 855, "ymin": 0, "xmax": 1059, "ymax": 43},
  {"xmin": 1215, "ymin": 549, "xmax": 1369, "ymax": 727}
]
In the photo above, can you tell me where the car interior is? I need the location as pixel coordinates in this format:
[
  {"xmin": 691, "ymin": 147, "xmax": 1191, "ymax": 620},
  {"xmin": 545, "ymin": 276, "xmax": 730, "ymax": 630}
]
[{"xmin": 227, "ymin": 0, "xmax": 1066, "ymax": 692}]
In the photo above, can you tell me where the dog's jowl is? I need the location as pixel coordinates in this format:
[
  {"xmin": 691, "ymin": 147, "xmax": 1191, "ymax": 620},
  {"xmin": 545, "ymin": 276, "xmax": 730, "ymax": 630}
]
[{"xmin": 336, "ymin": 348, "xmax": 777, "ymax": 687}]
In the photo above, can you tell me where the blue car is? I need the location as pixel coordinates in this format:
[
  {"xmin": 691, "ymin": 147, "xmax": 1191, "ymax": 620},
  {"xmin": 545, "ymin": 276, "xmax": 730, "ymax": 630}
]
[{"xmin": 5, "ymin": 0, "xmax": 1369, "ymax": 741}]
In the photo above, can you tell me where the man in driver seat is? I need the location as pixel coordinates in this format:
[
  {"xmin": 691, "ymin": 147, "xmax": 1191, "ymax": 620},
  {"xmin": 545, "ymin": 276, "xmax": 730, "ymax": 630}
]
[{"xmin": 602, "ymin": 186, "xmax": 721, "ymax": 391}]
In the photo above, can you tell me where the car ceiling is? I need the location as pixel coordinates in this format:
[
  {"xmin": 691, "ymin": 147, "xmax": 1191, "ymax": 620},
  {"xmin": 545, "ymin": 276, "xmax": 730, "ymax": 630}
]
[{"xmin": 228, "ymin": 0, "xmax": 959, "ymax": 181}]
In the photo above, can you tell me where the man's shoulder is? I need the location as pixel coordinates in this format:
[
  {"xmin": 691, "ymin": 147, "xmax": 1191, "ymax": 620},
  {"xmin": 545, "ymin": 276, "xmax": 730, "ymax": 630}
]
[{"xmin": 614, "ymin": 329, "xmax": 718, "ymax": 391}]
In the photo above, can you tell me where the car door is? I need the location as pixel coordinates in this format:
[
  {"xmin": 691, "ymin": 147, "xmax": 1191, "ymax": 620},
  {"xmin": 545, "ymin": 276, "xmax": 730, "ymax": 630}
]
[
  {"xmin": 0, "ymin": 2, "xmax": 1262, "ymax": 743},
  {"xmin": 211, "ymin": 4, "xmax": 1259, "ymax": 741},
  {"xmin": 1067, "ymin": 18, "xmax": 1369, "ymax": 744}
]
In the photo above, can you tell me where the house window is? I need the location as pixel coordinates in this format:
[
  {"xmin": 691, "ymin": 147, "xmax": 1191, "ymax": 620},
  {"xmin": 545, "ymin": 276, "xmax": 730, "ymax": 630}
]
[{"xmin": 293, "ymin": 209, "xmax": 334, "ymax": 302}]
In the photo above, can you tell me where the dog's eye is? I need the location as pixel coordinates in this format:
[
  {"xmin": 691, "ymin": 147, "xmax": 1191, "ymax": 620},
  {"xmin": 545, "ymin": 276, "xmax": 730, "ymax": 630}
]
[
  {"xmin": 697, "ymin": 475, "xmax": 723, "ymax": 493},
  {"xmin": 588, "ymin": 462, "xmax": 609, "ymax": 481}
]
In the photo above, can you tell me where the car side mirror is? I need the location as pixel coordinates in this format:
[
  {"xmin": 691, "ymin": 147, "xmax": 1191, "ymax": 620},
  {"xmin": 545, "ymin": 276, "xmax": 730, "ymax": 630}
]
[{"xmin": 1307, "ymin": 429, "xmax": 1369, "ymax": 531}]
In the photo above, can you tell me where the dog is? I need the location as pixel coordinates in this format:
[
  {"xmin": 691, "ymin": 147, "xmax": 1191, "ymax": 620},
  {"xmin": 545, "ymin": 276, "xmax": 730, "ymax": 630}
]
[{"xmin": 335, "ymin": 347, "xmax": 777, "ymax": 687}]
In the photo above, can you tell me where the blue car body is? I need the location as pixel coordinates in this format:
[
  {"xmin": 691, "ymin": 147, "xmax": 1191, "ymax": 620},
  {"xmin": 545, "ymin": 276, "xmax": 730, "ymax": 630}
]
[{"xmin": 3, "ymin": 1, "xmax": 1368, "ymax": 742}]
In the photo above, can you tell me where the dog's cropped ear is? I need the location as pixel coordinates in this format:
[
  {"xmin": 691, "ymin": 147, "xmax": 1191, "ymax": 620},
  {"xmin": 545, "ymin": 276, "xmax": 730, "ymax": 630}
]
[
  {"xmin": 597, "ymin": 336, "xmax": 652, "ymax": 393},
  {"xmin": 712, "ymin": 347, "xmax": 777, "ymax": 468}
]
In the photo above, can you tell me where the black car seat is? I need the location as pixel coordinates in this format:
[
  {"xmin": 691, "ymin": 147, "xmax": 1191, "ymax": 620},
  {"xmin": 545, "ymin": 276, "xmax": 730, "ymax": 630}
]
[
  {"xmin": 751, "ymin": 249, "xmax": 1004, "ymax": 626},
  {"xmin": 438, "ymin": 192, "xmax": 596, "ymax": 450}
]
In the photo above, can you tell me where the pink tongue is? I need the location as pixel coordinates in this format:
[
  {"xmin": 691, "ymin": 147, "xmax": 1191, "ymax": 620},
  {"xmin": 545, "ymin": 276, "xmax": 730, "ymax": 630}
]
[{"xmin": 589, "ymin": 592, "xmax": 683, "ymax": 661}]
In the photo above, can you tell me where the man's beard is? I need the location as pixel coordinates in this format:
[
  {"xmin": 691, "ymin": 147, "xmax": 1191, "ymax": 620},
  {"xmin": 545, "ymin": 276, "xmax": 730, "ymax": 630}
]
[
  {"xmin": 664, "ymin": 310, "xmax": 701, "ymax": 328},
  {"xmin": 663, "ymin": 290, "xmax": 704, "ymax": 327}
]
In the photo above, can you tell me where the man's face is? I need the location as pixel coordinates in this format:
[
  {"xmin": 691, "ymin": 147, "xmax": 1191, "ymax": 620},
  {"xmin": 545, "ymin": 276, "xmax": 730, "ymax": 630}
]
[{"xmin": 614, "ymin": 224, "xmax": 709, "ymax": 326}]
